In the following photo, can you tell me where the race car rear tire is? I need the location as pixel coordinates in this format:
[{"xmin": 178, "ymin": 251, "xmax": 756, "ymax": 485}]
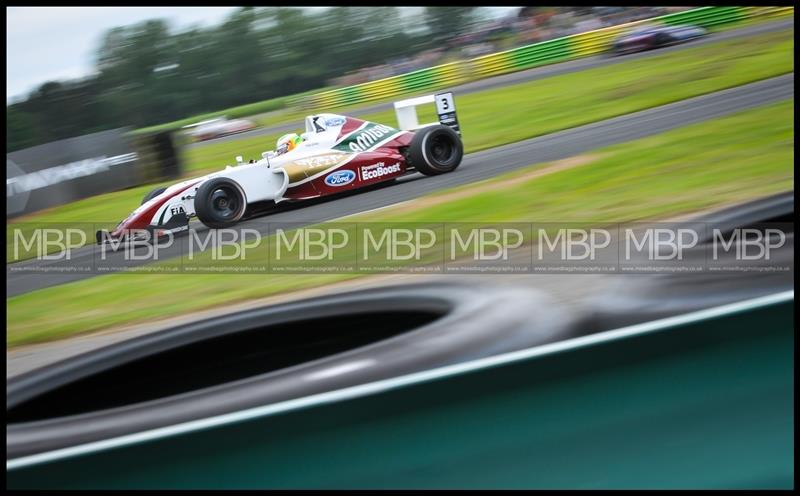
[
  {"xmin": 141, "ymin": 187, "xmax": 167, "ymax": 205},
  {"xmin": 194, "ymin": 178, "xmax": 247, "ymax": 229},
  {"xmin": 408, "ymin": 125, "xmax": 463, "ymax": 176}
]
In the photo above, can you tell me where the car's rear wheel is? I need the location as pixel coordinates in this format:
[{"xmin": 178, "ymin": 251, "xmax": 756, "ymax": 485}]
[
  {"xmin": 140, "ymin": 187, "xmax": 167, "ymax": 205},
  {"xmin": 194, "ymin": 178, "xmax": 246, "ymax": 229},
  {"xmin": 408, "ymin": 125, "xmax": 463, "ymax": 176}
]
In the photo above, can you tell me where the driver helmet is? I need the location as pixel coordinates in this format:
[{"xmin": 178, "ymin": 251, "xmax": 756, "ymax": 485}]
[{"xmin": 276, "ymin": 133, "xmax": 302, "ymax": 155}]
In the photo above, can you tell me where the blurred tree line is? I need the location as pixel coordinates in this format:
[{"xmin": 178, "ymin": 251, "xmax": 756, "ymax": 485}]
[{"xmin": 7, "ymin": 6, "xmax": 483, "ymax": 151}]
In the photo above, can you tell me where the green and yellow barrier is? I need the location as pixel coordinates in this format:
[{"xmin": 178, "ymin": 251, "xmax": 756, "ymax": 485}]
[{"xmin": 297, "ymin": 6, "xmax": 793, "ymax": 111}]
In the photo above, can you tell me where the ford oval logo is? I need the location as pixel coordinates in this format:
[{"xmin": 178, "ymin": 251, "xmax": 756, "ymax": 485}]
[
  {"xmin": 324, "ymin": 170, "xmax": 355, "ymax": 187},
  {"xmin": 325, "ymin": 117, "xmax": 346, "ymax": 127}
]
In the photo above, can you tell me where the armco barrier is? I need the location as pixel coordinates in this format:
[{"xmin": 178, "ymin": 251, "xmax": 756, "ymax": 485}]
[
  {"xmin": 297, "ymin": 6, "xmax": 793, "ymax": 111},
  {"xmin": 6, "ymin": 129, "xmax": 183, "ymax": 218},
  {"xmin": 7, "ymin": 129, "xmax": 140, "ymax": 218}
]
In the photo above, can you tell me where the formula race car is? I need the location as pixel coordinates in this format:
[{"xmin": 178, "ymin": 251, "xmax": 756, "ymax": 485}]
[
  {"xmin": 610, "ymin": 23, "xmax": 707, "ymax": 55},
  {"xmin": 181, "ymin": 116, "xmax": 257, "ymax": 142},
  {"xmin": 97, "ymin": 94, "xmax": 463, "ymax": 244}
]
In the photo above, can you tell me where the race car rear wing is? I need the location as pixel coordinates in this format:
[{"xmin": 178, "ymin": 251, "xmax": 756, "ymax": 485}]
[{"xmin": 393, "ymin": 92, "xmax": 461, "ymax": 136}]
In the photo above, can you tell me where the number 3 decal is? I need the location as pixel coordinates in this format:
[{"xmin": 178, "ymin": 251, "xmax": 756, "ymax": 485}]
[{"xmin": 435, "ymin": 92, "xmax": 455, "ymax": 114}]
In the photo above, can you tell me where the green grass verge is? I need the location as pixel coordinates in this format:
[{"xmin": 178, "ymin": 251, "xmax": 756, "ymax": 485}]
[
  {"xmin": 7, "ymin": 28, "xmax": 793, "ymax": 262},
  {"xmin": 6, "ymin": 99, "xmax": 794, "ymax": 348}
]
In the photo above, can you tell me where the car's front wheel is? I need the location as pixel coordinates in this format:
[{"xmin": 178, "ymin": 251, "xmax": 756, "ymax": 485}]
[
  {"xmin": 408, "ymin": 125, "xmax": 463, "ymax": 176},
  {"xmin": 141, "ymin": 186, "xmax": 167, "ymax": 205},
  {"xmin": 194, "ymin": 178, "xmax": 247, "ymax": 229}
]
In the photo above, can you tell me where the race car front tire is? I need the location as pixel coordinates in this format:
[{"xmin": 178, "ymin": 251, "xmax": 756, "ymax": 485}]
[
  {"xmin": 194, "ymin": 178, "xmax": 247, "ymax": 229},
  {"xmin": 141, "ymin": 186, "xmax": 167, "ymax": 205},
  {"xmin": 408, "ymin": 125, "xmax": 463, "ymax": 176}
]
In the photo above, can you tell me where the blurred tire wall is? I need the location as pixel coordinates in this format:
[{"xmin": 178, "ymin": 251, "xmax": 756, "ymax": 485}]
[{"xmin": 6, "ymin": 293, "xmax": 793, "ymax": 489}]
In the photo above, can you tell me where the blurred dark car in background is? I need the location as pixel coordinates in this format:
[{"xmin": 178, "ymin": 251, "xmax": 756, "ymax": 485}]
[
  {"xmin": 181, "ymin": 116, "xmax": 257, "ymax": 142},
  {"xmin": 611, "ymin": 24, "xmax": 707, "ymax": 55}
]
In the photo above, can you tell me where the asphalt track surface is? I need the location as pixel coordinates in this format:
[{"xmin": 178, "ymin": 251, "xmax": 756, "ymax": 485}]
[
  {"xmin": 187, "ymin": 18, "xmax": 794, "ymax": 149},
  {"xmin": 6, "ymin": 72, "xmax": 794, "ymax": 297}
]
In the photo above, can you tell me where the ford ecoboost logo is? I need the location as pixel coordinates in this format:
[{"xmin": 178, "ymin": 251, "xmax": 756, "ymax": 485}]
[{"xmin": 324, "ymin": 170, "xmax": 355, "ymax": 187}]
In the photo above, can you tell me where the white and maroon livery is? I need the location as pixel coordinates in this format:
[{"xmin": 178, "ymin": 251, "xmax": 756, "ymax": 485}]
[{"xmin": 98, "ymin": 102, "xmax": 463, "ymax": 243}]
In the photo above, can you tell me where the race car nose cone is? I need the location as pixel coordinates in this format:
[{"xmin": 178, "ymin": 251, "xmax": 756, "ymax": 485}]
[{"xmin": 95, "ymin": 230, "xmax": 110, "ymax": 245}]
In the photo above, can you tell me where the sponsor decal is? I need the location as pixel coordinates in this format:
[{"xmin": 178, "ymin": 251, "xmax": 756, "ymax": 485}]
[
  {"xmin": 294, "ymin": 154, "xmax": 346, "ymax": 169},
  {"xmin": 324, "ymin": 169, "xmax": 356, "ymax": 187},
  {"xmin": 325, "ymin": 117, "xmax": 346, "ymax": 127},
  {"xmin": 170, "ymin": 205, "xmax": 186, "ymax": 216},
  {"xmin": 435, "ymin": 92, "xmax": 461, "ymax": 136},
  {"xmin": 334, "ymin": 122, "xmax": 399, "ymax": 153},
  {"xmin": 360, "ymin": 162, "xmax": 402, "ymax": 181}
]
